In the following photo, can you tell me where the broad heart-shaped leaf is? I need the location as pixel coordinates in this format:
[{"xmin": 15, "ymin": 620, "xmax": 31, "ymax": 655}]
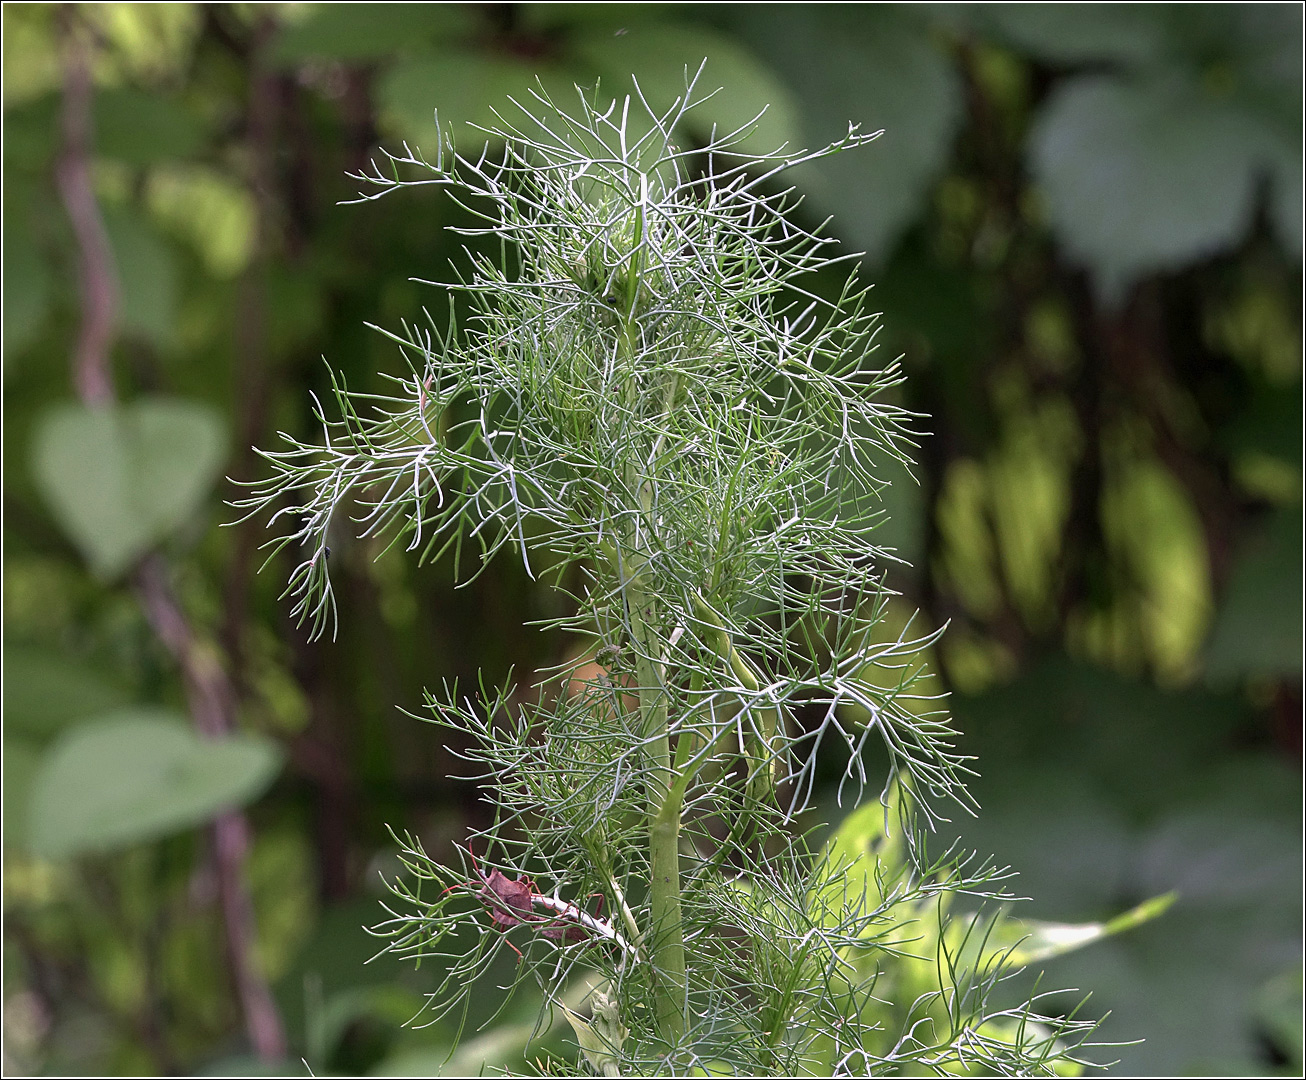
[
  {"xmin": 26, "ymin": 708, "xmax": 282, "ymax": 859},
  {"xmin": 1029, "ymin": 74, "xmax": 1286, "ymax": 301},
  {"xmin": 723, "ymin": 6, "xmax": 962, "ymax": 265},
  {"xmin": 31, "ymin": 398, "xmax": 226, "ymax": 580}
]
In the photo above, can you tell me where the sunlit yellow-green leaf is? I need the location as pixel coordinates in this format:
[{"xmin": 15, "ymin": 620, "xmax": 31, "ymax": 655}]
[{"xmin": 145, "ymin": 164, "xmax": 256, "ymax": 278}]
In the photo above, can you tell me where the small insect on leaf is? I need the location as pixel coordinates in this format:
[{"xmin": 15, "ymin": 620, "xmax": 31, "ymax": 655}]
[{"xmin": 479, "ymin": 867, "xmax": 535, "ymax": 929}]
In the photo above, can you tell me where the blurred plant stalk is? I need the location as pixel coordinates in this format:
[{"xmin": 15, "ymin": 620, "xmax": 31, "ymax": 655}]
[{"xmin": 54, "ymin": 7, "xmax": 286, "ymax": 1062}]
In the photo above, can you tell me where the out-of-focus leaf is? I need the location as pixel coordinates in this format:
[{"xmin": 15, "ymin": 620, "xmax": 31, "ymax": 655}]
[
  {"xmin": 94, "ymin": 87, "xmax": 206, "ymax": 165},
  {"xmin": 1269, "ymin": 140, "xmax": 1304, "ymax": 260},
  {"xmin": 270, "ymin": 3, "xmax": 475, "ymax": 65},
  {"xmin": 1029, "ymin": 75, "xmax": 1284, "ymax": 299},
  {"xmin": 1001, "ymin": 892, "xmax": 1177, "ymax": 967},
  {"xmin": 998, "ymin": 5, "xmax": 1300, "ymax": 274},
  {"xmin": 1, "ymin": 92, "xmax": 60, "ymax": 169},
  {"xmin": 377, "ymin": 49, "xmax": 578, "ymax": 148},
  {"xmin": 2, "ymin": 644, "xmax": 130, "ymax": 739},
  {"xmin": 1, "ymin": 196, "xmax": 52, "ymax": 361},
  {"xmin": 31, "ymin": 398, "xmax": 227, "ymax": 580},
  {"xmin": 516, "ymin": 5, "xmax": 663, "ymax": 33},
  {"xmin": 1205, "ymin": 507, "xmax": 1303, "ymax": 682},
  {"xmin": 876, "ymin": 236, "xmax": 987, "ymax": 375},
  {"xmin": 725, "ymin": 7, "xmax": 962, "ymax": 264},
  {"xmin": 265, "ymin": 265, "xmax": 329, "ymax": 356},
  {"xmin": 26, "ymin": 708, "xmax": 282, "ymax": 859},
  {"xmin": 192, "ymin": 1055, "xmax": 305, "ymax": 1077},
  {"xmin": 3, "ymin": 737, "xmax": 41, "ymax": 851},
  {"xmin": 975, "ymin": 4, "xmax": 1167, "ymax": 68},
  {"xmin": 86, "ymin": 3, "xmax": 202, "ymax": 89},
  {"xmin": 1222, "ymin": 380, "xmax": 1304, "ymax": 463},
  {"xmin": 866, "ymin": 450, "xmax": 926, "ymax": 571},
  {"xmin": 1102, "ymin": 456, "xmax": 1212, "ymax": 678},
  {"xmin": 272, "ymin": 900, "xmax": 409, "ymax": 1046},
  {"xmin": 1, "ymin": 4, "xmax": 60, "ymax": 107},
  {"xmin": 1043, "ymin": 800, "xmax": 1301, "ymax": 1076},
  {"xmin": 946, "ymin": 768, "xmax": 1135, "ymax": 918},
  {"xmin": 942, "ymin": 734, "xmax": 1300, "ymax": 1076},
  {"xmin": 370, "ymin": 976, "xmax": 599, "ymax": 1077},
  {"xmin": 1255, "ymin": 966, "xmax": 1303, "ymax": 1068},
  {"xmin": 569, "ymin": 22, "xmax": 798, "ymax": 158},
  {"xmin": 303, "ymin": 984, "xmax": 423, "ymax": 1073},
  {"xmin": 1134, "ymin": 805, "xmax": 1301, "ymax": 914},
  {"xmin": 5, "ymin": 81, "xmax": 208, "ymax": 172},
  {"xmin": 145, "ymin": 164, "xmax": 256, "ymax": 278},
  {"xmin": 953, "ymin": 654, "xmax": 1255, "ymax": 818},
  {"xmin": 817, "ymin": 774, "xmax": 912, "ymax": 913},
  {"xmin": 102, "ymin": 205, "xmax": 179, "ymax": 348}
]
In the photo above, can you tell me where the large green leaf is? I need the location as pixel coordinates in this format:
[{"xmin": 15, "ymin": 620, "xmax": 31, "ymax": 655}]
[
  {"xmin": 1204, "ymin": 507, "xmax": 1303, "ymax": 682},
  {"xmin": 1001, "ymin": 6, "xmax": 1301, "ymax": 273},
  {"xmin": 26, "ymin": 708, "xmax": 282, "ymax": 859},
  {"xmin": 816, "ymin": 773, "xmax": 913, "ymax": 915},
  {"xmin": 975, "ymin": 4, "xmax": 1168, "ymax": 67},
  {"xmin": 378, "ymin": 49, "xmax": 580, "ymax": 147},
  {"xmin": 568, "ymin": 22, "xmax": 799, "ymax": 158},
  {"xmin": 102, "ymin": 205, "xmax": 180, "ymax": 348},
  {"xmin": 1269, "ymin": 138, "xmax": 1303, "ymax": 260},
  {"xmin": 3, "ymin": 84, "xmax": 206, "ymax": 171},
  {"xmin": 1044, "ymin": 800, "xmax": 1301, "ymax": 1076},
  {"xmin": 144, "ymin": 164, "xmax": 257, "ymax": 278},
  {"xmin": 270, "ymin": 3, "xmax": 475, "ymax": 65},
  {"xmin": 725, "ymin": 7, "xmax": 962, "ymax": 265},
  {"xmin": 952, "ymin": 654, "xmax": 1255, "ymax": 818},
  {"xmin": 1, "ymin": 93, "xmax": 61, "ymax": 169},
  {"xmin": 94, "ymin": 86, "xmax": 207, "ymax": 165},
  {"xmin": 1255, "ymin": 966, "xmax": 1303, "ymax": 1070},
  {"xmin": 31, "ymin": 397, "xmax": 227, "ymax": 580},
  {"xmin": 2, "ymin": 644, "xmax": 130, "ymax": 739},
  {"xmin": 2, "ymin": 737, "xmax": 41, "ymax": 852},
  {"xmin": 1030, "ymin": 75, "xmax": 1285, "ymax": 298},
  {"xmin": 1, "ymin": 190, "xmax": 52, "ymax": 361}
]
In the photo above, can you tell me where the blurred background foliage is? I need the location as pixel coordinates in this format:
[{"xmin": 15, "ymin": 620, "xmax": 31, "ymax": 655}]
[{"xmin": 2, "ymin": 3, "xmax": 1300, "ymax": 1076}]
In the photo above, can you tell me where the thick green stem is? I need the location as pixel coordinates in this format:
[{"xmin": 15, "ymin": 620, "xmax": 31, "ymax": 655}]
[
  {"xmin": 625, "ymin": 534, "xmax": 687, "ymax": 1047},
  {"xmin": 610, "ymin": 188, "xmax": 688, "ymax": 1044}
]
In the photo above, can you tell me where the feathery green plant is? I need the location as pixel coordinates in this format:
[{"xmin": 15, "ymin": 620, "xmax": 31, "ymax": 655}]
[{"xmin": 241, "ymin": 71, "xmax": 1105, "ymax": 1074}]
